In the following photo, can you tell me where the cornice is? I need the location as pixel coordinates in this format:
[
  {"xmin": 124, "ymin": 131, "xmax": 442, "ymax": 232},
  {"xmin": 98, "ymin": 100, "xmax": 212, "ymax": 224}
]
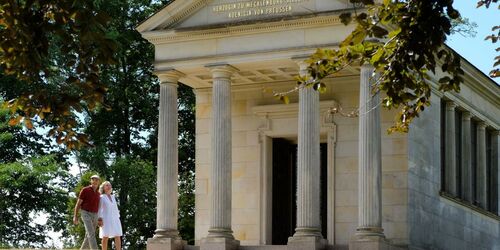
[
  {"xmin": 426, "ymin": 47, "xmax": 500, "ymax": 129},
  {"xmin": 142, "ymin": 15, "xmax": 342, "ymax": 44},
  {"xmin": 158, "ymin": 0, "xmax": 210, "ymax": 30},
  {"xmin": 154, "ymin": 42, "xmax": 339, "ymax": 70},
  {"xmin": 433, "ymin": 46, "xmax": 500, "ymax": 106},
  {"xmin": 460, "ymin": 60, "xmax": 500, "ymax": 106},
  {"xmin": 137, "ymin": 0, "xmax": 207, "ymax": 33}
]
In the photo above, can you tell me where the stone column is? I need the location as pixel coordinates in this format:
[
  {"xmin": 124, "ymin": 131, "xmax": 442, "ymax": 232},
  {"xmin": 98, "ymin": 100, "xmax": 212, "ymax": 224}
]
[
  {"xmin": 287, "ymin": 60, "xmax": 326, "ymax": 250},
  {"xmin": 291, "ymin": 61, "xmax": 322, "ymax": 238},
  {"xmin": 476, "ymin": 122, "xmax": 487, "ymax": 208},
  {"xmin": 355, "ymin": 64, "xmax": 384, "ymax": 238},
  {"xmin": 461, "ymin": 112, "xmax": 472, "ymax": 202},
  {"xmin": 148, "ymin": 70, "xmax": 185, "ymax": 250},
  {"xmin": 201, "ymin": 64, "xmax": 239, "ymax": 250},
  {"xmin": 445, "ymin": 101, "xmax": 457, "ymax": 196}
]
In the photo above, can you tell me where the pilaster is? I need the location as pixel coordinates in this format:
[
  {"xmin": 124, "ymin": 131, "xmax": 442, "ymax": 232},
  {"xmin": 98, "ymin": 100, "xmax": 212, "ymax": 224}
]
[
  {"xmin": 461, "ymin": 112, "xmax": 472, "ymax": 202},
  {"xmin": 445, "ymin": 101, "xmax": 457, "ymax": 196},
  {"xmin": 477, "ymin": 122, "xmax": 487, "ymax": 208}
]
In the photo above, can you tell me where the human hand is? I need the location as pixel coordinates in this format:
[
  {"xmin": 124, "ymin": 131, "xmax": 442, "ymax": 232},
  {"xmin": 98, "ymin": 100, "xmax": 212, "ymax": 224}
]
[{"xmin": 73, "ymin": 216, "xmax": 79, "ymax": 225}]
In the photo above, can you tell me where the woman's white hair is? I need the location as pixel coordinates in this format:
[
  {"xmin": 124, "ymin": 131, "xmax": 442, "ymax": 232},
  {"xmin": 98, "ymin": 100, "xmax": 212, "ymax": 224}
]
[{"xmin": 99, "ymin": 181, "xmax": 112, "ymax": 194}]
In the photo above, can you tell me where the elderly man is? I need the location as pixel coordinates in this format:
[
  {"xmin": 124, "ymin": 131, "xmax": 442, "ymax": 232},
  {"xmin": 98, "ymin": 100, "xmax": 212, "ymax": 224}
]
[{"xmin": 73, "ymin": 175, "xmax": 103, "ymax": 250}]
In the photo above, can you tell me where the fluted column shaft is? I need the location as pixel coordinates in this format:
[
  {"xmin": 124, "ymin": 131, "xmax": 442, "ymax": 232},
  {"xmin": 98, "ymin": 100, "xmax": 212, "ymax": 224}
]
[
  {"xmin": 461, "ymin": 112, "xmax": 472, "ymax": 202},
  {"xmin": 154, "ymin": 70, "xmax": 184, "ymax": 239},
  {"xmin": 208, "ymin": 65, "xmax": 237, "ymax": 239},
  {"xmin": 293, "ymin": 62, "xmax": 322, "ymax": 238},
  {"xmin": 477, "ymin": 122, "xmax": 487, "ymax": 208},
  {"xmin": 445, "ymin": 101, "xmax": 457, "ymax": 196},
  {"xmin": 356, "ymin": 64, "xmax": 384, "ymax": 237}
]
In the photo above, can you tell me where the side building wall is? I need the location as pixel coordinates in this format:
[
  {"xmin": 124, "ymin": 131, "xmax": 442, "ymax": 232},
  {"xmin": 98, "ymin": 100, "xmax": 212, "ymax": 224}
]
[{"xmin": 408, "ymin": 84, "xmax": 500, "ymax": 250}]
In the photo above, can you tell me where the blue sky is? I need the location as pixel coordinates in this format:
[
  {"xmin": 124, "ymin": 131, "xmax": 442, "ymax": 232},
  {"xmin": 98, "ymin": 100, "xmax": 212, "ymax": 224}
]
[{"xmin": 446, "ymin": 1, "xmax": 499, "ymax": 84}]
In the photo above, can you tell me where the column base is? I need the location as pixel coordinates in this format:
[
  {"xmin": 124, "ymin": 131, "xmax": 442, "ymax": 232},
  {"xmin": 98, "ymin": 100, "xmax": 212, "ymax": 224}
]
[
  {"xmin": 147, "ymin": 237, "xmax": 186, "ymax": 250},
  {"xmin": 153, "ymin": 228, "xmax": 181, "ymax": 239},
  {"xmin": 354, "ymin": 227, "xmax": 385, "ymax": 237},
  {"xmin": 349, "ymin": 235, "xmax": 403, "ymax": 250},
  {"xmin": 287, "ymin": 235, "xmax": 327, "ymax": 250},
  {"xmin": 207, "ymin": 228, "xmax": 235, "ymax": 239},
  {"xmin": 200, "ymin": 237, "xmax": 240, "ymax": 250}
]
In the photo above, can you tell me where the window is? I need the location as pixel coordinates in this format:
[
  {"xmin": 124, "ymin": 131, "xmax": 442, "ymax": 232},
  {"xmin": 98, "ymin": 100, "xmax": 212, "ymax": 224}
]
[{"xmin": 441, "ymin": 100, "xmax": 499, "ymax": 216}]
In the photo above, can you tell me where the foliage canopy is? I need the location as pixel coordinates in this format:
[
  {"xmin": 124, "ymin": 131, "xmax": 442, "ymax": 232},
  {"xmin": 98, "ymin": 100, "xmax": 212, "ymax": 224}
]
[
  {"xmin": 0, "ymin": 0, "xmax": 117, "ymax": 148},
  {"xmin": 290, "ymin": 0, "xmax": 499, "ymax": 132}
]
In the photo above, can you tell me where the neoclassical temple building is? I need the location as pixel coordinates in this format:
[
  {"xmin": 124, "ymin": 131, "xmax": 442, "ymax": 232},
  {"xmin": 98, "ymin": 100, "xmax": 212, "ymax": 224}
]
[{"xmin": 137, "ymin": 0, "xmax": 500, "ymax": 249}]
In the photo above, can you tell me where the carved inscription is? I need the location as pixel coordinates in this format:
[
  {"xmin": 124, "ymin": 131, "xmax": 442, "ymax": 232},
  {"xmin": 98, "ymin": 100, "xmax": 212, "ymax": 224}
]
[{"xmin": 212, "ymin": 0, "xmax": 310, "ymax": 18}]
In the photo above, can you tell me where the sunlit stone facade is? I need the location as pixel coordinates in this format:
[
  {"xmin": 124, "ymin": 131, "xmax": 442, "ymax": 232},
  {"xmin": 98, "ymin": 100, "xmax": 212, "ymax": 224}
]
[{"xmin": 138, "ymin": 1, "xmax": 500, "ymax": 249}]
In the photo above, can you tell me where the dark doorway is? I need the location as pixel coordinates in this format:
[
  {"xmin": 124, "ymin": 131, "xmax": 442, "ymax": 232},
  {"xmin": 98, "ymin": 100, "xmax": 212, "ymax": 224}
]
[{"xmin": 271, "ymin": 138, "xmax": 328, "ymax": 245}]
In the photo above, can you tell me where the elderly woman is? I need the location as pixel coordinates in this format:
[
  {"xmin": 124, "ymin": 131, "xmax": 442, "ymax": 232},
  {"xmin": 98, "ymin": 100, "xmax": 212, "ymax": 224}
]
[{"xmin": 98, "ymin": 181, "xmax": 123, "ymax": 250}]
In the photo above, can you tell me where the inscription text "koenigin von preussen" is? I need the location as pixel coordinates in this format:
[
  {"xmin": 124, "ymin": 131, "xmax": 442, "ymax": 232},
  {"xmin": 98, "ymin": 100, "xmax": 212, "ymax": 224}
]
[{"xmin": 212, "ymin": 0, "xmax": 310, "ymax": 18}]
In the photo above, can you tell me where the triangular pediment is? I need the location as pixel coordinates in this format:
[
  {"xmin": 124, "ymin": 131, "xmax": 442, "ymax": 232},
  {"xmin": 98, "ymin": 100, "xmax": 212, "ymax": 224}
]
[{"xmin": 137, "ymin": 0, "xmax": 351, "ymax": 32}]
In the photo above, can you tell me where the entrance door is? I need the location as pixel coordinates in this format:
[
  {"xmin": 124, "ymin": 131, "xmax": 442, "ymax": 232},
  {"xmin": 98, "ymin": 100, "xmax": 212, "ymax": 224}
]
[{"xmin": 271, "ymin": 138, "xmax": 327, "ymax": 245}]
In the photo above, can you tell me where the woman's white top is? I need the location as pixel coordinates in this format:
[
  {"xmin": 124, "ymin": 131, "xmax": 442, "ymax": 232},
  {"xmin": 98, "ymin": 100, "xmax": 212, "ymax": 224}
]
[{"xmin": 98, "ymin": 194, "xmax": 123, "ymax": 238}]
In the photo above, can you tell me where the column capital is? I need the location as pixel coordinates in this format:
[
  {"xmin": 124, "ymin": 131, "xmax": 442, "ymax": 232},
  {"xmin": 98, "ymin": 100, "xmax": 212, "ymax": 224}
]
[
  {"xmin": 292, "ymin": 56, "xmax": 311, "ymax": 77},
  {"xmin": 360, "ymin": 64, "xmax": 377, "ymax": 88},
  {"xmin": 462, "ymin": 111, "xmax": 472, "ymax": 120},
  {"xmin": 154, "ymin": 69, "xmax": 185, "ymax": 85},
  {"xmin": 360, "ymin": 63, "xmax": 375, "ymax": 71},
  {"xmin": 492, "ymin": 130, "xmax": 500, "ymax": 136},
  {"xmin": 445, "ymin": 101, "xmax": 457, "ymax": 110},
  {"xmin": 478, "ymin": 121, "xmax": 487, "ymax": 130},
  {"xmin": 206, "ymin": 64, "xmax": 238, "ymax": 79}
]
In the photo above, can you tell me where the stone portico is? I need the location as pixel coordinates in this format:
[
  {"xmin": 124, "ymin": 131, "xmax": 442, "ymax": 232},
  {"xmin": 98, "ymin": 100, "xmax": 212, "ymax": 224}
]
[
  {"xmin": 138, "ymin": 0, "xmax": 405, "ymax": 249},
  {"xmin": 137, "ymin": 0, "xmax": 500, "ymax": 249}
]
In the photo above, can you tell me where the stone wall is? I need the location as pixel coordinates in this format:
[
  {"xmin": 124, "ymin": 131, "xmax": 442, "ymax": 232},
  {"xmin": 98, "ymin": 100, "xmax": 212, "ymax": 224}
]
[
  {"xmin": 326, "ymin": 77, "xmax": 408, "ymax": 249},
  {"xmin": 408, "ymin": 91, "xmax": 500, "ymax": 250},
  {"xmin": 194, "ymin": 83, "xmax": 268, "ymax": 245},
  {"xmin": 193, "ymin": 76, "xmax": 409, "ymax": 247}
]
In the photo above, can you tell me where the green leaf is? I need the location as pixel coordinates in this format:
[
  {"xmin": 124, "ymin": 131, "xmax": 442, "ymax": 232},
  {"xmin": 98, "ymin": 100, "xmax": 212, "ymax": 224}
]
[
  {"xmin": 280, "ymin": 95, "xmax": 290, "ymax": 104},
  {"xmin": 351, "ymin": 29, "xmax": 367, "ymax": 45},
  {"xmin": 388, "ymin": 27, "xmax": 401, "ymax": 38},
  {"xmin": 372, "ymin": 25, "xmax": 389, "ymax": 38},
  {"xmin": 318, "ymin": 82, "xmax": 327, "ymax": 94},
  {"xmin": 447, "ymin": 8, "xmax": 460, "ymax": 19},
  {"xmin": 371, "ymin": 48, "xmax": 385, "ymax": 65}
]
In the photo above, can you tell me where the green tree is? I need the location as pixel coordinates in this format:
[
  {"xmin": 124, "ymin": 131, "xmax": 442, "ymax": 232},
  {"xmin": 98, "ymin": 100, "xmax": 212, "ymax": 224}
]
[
  {"xmin": 64, "ymin": 0, "xmax": 196, "ymax": 247},
  {"xmin": 177, "ymin": 83, "xmax": 196, "ymax": 245},
  {"xmin": 0, "ymin": 101, "xmax": 72, "ymax": 248},
  {"xmin": 0, "ymin": 0, "xmax": 118, "ymax": 148},
  {"xmin": 0, "ymin": 155, "xmax": 72, "ymax": 248},
  {"xmin": 0, "ymin": 105, "xmax": 44, "ymax": 163},
  {"xmin": 109, "ymin": 158, "xmax": 156, "ymax": 249}
]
